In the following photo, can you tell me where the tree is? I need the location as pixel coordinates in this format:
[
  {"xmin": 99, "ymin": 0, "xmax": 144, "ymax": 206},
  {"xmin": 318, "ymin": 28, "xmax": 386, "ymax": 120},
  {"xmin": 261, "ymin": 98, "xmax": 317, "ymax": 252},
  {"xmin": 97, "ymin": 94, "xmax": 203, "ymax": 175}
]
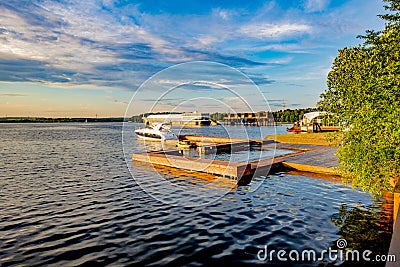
[
  {"xmin": 318, "ymin": 0, "xmax": 400, "ymax": 195},
  {"xmin": 272, "ymin": 108, "xmax": 317, "ymax": 123},
  {"xmin": 289, "ymin": 113, "xmax": 295, "ymax": 123}
]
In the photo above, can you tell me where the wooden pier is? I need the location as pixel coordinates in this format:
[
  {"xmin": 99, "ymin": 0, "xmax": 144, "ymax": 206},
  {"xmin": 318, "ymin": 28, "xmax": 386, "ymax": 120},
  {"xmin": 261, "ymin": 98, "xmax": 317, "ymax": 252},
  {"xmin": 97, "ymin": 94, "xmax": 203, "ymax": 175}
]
[
  {"xmin": 267, "ymin": 143, "xmax": 339, "ymax": 175},
  {"xmin": 132, "ymin": 149, "xmax": 253, "ymax": 180},
  {"xmin": 132, "ymin": 135, "xmax": 340, "ymax": 183},
  {"xmin": 178, "ymin": 135, "xmax": 269, "ymax": 155}
]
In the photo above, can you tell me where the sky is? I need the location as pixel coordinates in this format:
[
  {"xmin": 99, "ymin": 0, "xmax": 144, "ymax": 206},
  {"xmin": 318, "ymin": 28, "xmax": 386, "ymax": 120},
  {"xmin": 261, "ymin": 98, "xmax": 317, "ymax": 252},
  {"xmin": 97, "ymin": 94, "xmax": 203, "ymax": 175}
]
[{"xmin": 0, "ymin": 0, "xmax": 387, "ymax": 117}]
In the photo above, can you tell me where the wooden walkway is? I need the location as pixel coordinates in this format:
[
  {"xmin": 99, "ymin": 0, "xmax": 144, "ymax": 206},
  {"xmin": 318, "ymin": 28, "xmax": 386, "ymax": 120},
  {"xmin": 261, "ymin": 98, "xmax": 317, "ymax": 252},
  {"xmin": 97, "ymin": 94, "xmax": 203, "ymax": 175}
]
[
  {"xmin": 132, "ymin": 138, "xmax": 341, "ymax": 182},
  {"xmin": 270, "ymin": 143, "xmax": 339, "ymax": 174},
  {"xmin": 282, "ymin": 147, "xmax": 339, "ymax": 168},
  {"xmin": 132, "ymin": 150, "xmax": 252, "ymax": 180}
]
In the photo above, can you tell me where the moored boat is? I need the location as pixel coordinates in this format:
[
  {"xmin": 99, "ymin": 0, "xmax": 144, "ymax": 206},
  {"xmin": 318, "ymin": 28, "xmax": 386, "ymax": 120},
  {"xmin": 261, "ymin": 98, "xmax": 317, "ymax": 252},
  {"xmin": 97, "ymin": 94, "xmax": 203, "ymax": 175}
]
[
  {"xmin": 286, "ymin": 127, "xmax": 302, "ymax": 133},
  {"xmin": 135, "ymin": 122, "xmax": 178, "ymax": 141},
  {"xmin": 286, "ymin": 112, "xmax": 340, "ymax": 133}
]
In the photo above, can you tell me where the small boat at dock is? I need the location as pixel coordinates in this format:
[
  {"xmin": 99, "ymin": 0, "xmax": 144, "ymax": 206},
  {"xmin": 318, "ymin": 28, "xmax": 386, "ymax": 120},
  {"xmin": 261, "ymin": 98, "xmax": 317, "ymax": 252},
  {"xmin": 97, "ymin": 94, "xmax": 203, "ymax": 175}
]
[
  {"xmin": 286, "ymin": 126, "xmax": 302, "ymax": 133},
  {"xmin": 135, "ymin": 122, "xmax": 178, "ymax": 141}
]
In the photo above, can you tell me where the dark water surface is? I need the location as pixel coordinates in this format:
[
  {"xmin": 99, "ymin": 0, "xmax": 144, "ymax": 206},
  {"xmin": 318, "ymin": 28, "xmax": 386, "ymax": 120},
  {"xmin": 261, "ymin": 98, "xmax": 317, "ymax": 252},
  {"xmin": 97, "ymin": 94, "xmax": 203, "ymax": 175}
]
[{"xmin": 0, "ymin": 123, "xmax": 392, "ymax": 266}]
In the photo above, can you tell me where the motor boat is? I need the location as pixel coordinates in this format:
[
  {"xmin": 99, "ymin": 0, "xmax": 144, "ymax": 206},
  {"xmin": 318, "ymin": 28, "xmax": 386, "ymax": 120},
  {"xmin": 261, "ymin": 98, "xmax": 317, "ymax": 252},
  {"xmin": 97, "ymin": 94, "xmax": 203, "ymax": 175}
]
[
  {"xmin": 286, "ymin": 126, "xmax": 302, "ymax": 133},
  {"xmin": 135, "ymin": 122, "xmax": 178, "ymax": 141}
]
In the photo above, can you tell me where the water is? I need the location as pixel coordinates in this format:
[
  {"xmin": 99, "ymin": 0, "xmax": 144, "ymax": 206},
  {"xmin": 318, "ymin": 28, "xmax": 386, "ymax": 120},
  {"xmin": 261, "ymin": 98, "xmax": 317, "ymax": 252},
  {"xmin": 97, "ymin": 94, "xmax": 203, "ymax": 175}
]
[{"xmin": 0, "ymin": 123, "xmax": 392, "ymax": 266}]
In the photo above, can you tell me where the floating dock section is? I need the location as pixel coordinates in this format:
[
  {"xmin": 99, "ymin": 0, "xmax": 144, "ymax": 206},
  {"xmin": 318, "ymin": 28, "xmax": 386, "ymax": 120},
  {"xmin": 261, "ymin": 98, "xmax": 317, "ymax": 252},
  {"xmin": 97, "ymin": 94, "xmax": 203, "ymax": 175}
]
[
  {"xmin": 271, "ymin": 144, "xmax": 339, "ymax": 175},
  {"xmin": 132, "ymin": 135, "xmax": 339, "ymax": 183},
  {"xmin": 179, "ymin": 135, "xmax": 268, "ymax": 154},
  {"xmin": 132, "ymin": 150, "xmax": 253, "ymax": 180}
]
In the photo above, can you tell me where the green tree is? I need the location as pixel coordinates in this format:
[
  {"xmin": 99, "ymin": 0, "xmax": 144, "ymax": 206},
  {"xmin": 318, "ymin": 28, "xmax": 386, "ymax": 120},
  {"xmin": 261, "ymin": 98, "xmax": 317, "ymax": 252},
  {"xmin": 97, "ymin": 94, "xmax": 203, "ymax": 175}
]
[
  {"xmin": 272, "ymin": 108, "xmax": 317, "ymax": 123},
  {"xmin": 289, "ymin": 113, "xmax": 295, "ymax": 123},
  {"xmin": 318, "ymin": 0, "xmax": 400, "ymax": 195},
  {"xmin": 299, "ymin": 110, "xmax": 305, "ymax": 121}
]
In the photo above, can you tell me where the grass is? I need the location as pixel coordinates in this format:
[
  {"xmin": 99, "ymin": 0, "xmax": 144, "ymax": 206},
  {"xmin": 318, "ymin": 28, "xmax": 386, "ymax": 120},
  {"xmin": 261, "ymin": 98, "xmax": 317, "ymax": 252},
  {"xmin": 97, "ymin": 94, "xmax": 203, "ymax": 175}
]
[{"xmin": 265, "ymin": 132, "xmax": 342, "ymax": 146}]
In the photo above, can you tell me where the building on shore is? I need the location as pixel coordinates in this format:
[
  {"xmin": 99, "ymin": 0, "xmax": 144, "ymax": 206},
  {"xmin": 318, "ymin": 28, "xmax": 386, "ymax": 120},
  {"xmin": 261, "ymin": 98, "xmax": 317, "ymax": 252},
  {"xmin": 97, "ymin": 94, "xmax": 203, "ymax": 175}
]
[
  {"xmin": 143, "ymin": 112, "xmax": 215, "ymax": 126},
  {"xmin": 222, "ymin": 112, "xmax": 274, "ymax": 126}
]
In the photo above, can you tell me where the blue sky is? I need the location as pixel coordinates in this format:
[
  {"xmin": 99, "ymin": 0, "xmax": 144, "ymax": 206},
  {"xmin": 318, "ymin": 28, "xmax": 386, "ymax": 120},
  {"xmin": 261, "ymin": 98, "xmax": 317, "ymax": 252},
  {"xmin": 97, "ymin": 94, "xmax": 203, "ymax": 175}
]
[{"xmin": 0, "ymin": 0, "xmax": 386, "ymax": 117}]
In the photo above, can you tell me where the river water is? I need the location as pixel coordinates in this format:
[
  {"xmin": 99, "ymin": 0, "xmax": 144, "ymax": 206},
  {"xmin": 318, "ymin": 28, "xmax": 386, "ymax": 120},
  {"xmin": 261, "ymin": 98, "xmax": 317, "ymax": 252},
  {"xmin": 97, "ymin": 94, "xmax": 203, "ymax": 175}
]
[{"xmin": 0, "ymin": 123, "xmax": 392, "ymax": 266}]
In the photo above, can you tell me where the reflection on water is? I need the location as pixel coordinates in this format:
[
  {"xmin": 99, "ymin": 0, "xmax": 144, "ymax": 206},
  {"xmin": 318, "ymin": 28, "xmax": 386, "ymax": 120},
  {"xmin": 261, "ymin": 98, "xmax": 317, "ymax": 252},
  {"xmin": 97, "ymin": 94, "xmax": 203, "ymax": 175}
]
[
  {"xmin": 134, "ymin": 161, "xmax": 238, "ymax": 197},
  {"xmin": 0, "ymin": 123, "xmax": 393, "ymax": 266},
  {"xmin": 331, "ymin": 202, "xmax": 393, "ymax": 257}
]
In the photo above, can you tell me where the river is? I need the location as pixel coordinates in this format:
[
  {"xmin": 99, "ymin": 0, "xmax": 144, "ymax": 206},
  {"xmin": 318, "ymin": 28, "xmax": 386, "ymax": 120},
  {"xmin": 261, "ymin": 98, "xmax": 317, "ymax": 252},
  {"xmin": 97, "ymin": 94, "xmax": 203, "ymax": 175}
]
[{"xmin": 0, "ymin": 123, "xmax": 392, "ymax": 266}]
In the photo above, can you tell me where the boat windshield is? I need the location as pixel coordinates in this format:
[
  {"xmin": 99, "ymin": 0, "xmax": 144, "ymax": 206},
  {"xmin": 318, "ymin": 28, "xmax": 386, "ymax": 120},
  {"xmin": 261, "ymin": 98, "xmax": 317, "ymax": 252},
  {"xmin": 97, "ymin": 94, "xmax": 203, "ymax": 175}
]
[{"xmin": 151, "ymin": 122, "xmax": 172, "ymax": 131}]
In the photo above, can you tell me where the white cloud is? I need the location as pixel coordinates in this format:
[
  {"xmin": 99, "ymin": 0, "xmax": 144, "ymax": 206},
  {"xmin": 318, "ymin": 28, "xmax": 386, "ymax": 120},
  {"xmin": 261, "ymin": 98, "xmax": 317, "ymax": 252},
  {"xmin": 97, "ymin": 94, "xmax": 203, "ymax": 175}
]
[
  {"xmin": 0, "ymin": 5, "xmax": 118, "ymax": 71},
  {"xmin": 239, "ymin": 23, "xmax": 312, "ymax": 40},
  {"xmin": 195, "ymin": 35, "xmax": 221, "ymax": 48},
  {"xmin": 267, "ymin": 56, "xmax": 293, "ymax": 64},
  {"xmin": 304, "ymin": 0, "xmax": 330, "ymax": 13},
  {"xmin": 219, "ymin": 10, "xmax": 229, "ymax": 20},
  {"xmin": 0, "ymin": 0, "xmax": 386, "ymax": 94},
  {"xmin": 0, "ymin": 0, "xmax": 186, "ymax": 72},
  {"xmin": 255, "ymin": 44, "xmax": 311, "ymax": 53}
]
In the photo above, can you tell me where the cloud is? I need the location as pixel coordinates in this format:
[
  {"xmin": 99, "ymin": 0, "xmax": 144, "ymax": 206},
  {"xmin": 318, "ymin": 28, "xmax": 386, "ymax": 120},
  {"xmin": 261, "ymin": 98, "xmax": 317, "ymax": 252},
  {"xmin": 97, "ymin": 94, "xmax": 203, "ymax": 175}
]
[
  {"xmin": 239, "ymin": 23, "xmax": 312, "ymax": 40},
  {"xmin": 212, "ymin": 8, "xmax": 231, "ymax": 20},
  {"xmin": 252, "ymin": 44, "xmax": 311, "ymax": 54},
  {"xmin": 246, "ymin": 76, "xmax": 275, "ymax": 85},
  {"xmin": 0, "ymin": 0, "xmax": 175, "ymax": 85},
  {"xmin": 112, "ymin": 99, "xmax": 128, "ymax": 105},
  {"xmin": 182, "ymin": 50, "xmax": 269, "ymax": 68},
  {"xmin": 268, "ymin": 99, "xmax": 285, "ymax": 103},
  {"xmin": 0, "ymin": 0, "xmax": 387, "ymax": 99},
  {"xmin": 303, "ymin": 0, "xmax": 330, "ymax": 13},
  {"xmin": 269, "ymin": 103, "xmax": 282, "ymax": 107},
  {"xmin": 223, "ymin": 96, "xmax": 242, "ymax": 103},
  {"xmin": 289, "ymin": 103, "xmax": 302, "ymax": 107},
  {"xmin": 0, "ymin": 4, "xmax": 115, "ymax": 66},
  {"xmin": 286, "ymin": 83, "xmax": 306, "ymax": 87},
  {"xmin": 0, "ymin": 54, "xmax": 76, "ymax": 83},
  {"xmin": 0, "ymin": 0, "xmax": 277, "ymax": 91},
  {"xmin": 0, "ymin": 93, "xmax": 28, "ymax": 97}
]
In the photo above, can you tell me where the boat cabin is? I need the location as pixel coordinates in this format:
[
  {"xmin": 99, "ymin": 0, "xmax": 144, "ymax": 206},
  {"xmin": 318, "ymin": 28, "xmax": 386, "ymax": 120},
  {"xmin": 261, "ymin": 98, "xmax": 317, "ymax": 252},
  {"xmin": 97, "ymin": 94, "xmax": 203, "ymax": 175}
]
[{"xmin": 287, "ymin": 111, "xmax": 340, "ymax": 133}]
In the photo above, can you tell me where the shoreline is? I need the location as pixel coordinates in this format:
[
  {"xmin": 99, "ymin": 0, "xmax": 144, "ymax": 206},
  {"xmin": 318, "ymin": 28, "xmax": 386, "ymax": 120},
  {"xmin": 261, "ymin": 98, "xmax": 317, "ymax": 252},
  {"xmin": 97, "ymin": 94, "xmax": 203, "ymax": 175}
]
[{"xmin": 266, "ymin": 132, "xmax": 340, "ymax": 146}]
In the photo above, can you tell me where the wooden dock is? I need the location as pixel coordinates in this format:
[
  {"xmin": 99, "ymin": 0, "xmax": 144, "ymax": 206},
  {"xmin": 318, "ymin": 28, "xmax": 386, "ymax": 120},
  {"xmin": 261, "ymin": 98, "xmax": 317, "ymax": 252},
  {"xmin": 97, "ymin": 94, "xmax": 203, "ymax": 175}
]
[
  {"xmin": 131, "ymin": 136, "xmax": 340, "ymax": 183},
  {"xmin": 268, "ymin": 143, "xmax": 339, "ymax": 175},
  {"xmin": 179, "ymin": 135, "xmax": 269, "ymax": 155},
  {"xmin": 132, "ymin": 150, "xmax": 253, "ymax": 180}
]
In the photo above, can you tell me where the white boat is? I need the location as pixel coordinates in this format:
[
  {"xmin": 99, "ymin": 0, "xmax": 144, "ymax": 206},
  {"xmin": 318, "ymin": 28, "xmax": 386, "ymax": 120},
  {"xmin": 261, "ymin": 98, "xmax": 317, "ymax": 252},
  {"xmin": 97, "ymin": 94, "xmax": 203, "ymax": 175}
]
[{"xmin": 135, "ymin": 122, "xmax": 178, "ymax": 141}]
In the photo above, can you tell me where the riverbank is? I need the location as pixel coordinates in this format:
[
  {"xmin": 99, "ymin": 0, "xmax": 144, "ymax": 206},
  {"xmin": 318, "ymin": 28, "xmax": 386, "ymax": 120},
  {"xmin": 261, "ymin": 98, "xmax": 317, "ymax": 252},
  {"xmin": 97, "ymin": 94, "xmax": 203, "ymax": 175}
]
[{"xmin": 266, "ymin": 132, "xmax": 341, "ymax": 146}]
